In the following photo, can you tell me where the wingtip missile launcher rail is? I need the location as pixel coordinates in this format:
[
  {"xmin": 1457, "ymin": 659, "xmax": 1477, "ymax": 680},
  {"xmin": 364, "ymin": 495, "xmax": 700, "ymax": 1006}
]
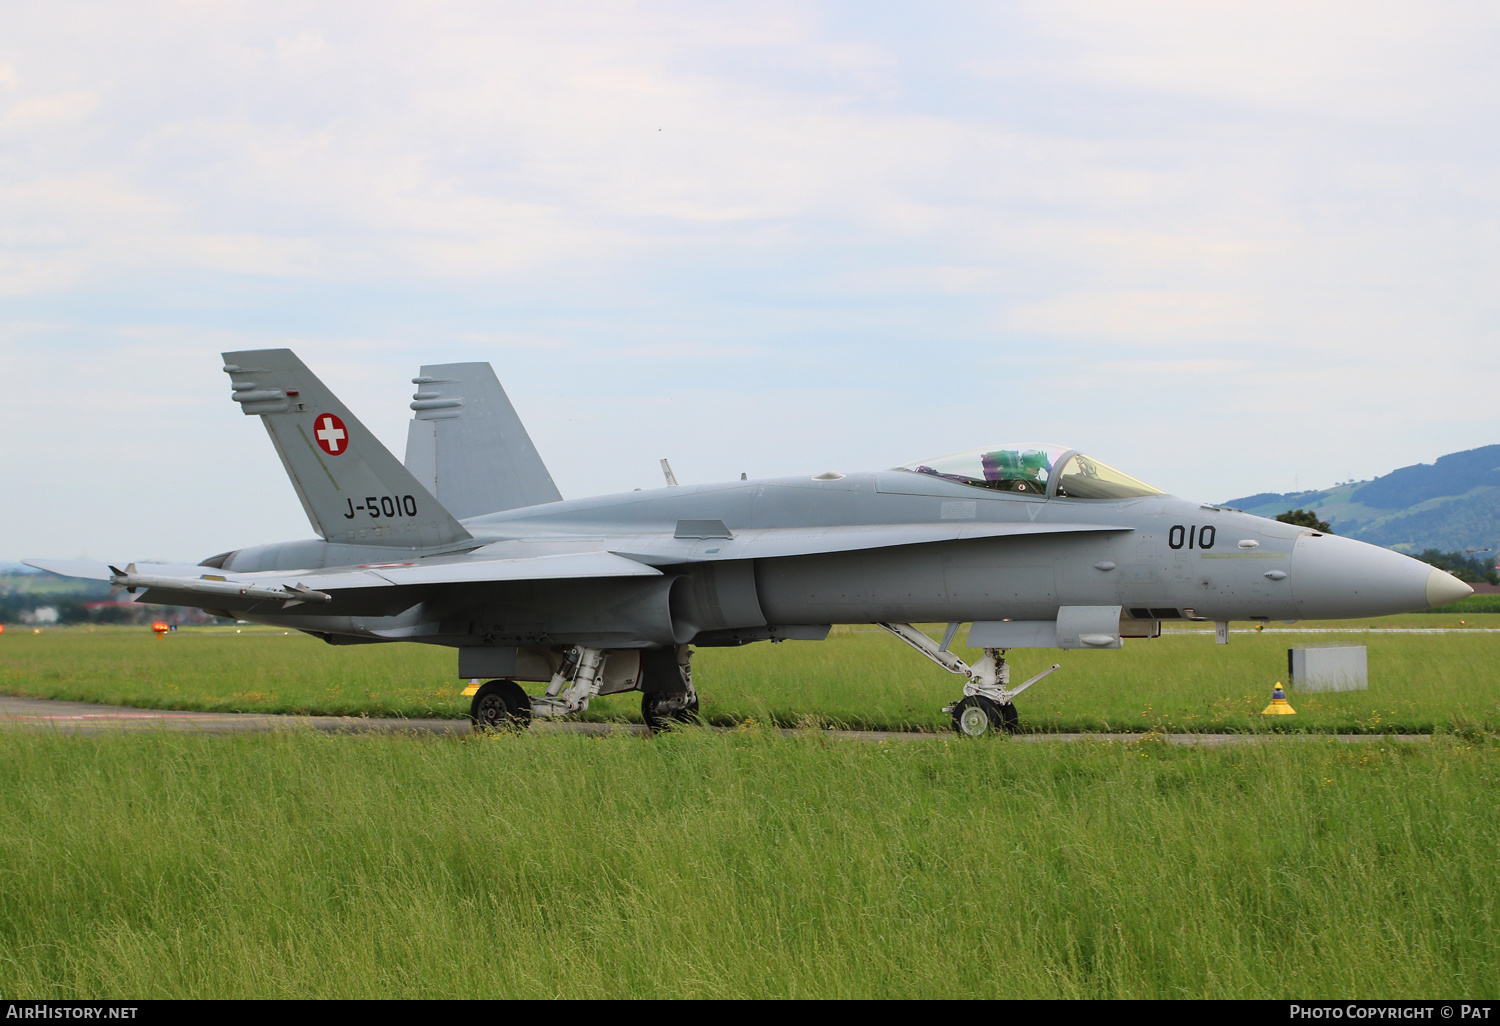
[{"xmin": 107, "ymin": 564, "xmax": 333, "ymax": 608}]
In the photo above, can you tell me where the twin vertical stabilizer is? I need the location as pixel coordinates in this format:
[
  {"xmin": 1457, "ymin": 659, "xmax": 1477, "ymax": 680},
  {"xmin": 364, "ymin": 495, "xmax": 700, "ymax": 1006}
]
[
  {"xmin": 403, "ymin": 363, "xmax": 562, "ymax": 519},
  {"xmin": 222, "ymin": 349, "xmax": 473, "ymax": 549}
]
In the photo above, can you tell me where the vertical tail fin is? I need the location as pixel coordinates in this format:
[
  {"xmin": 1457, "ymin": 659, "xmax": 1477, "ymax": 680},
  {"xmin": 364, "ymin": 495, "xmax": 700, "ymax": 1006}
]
[
  {"xmin": 223, "ymin": 349, "xmax": 473, "ymax": 548},
  {"xmin": 403, "ymin": 362, "xmax": 562, "ymax": 519}
]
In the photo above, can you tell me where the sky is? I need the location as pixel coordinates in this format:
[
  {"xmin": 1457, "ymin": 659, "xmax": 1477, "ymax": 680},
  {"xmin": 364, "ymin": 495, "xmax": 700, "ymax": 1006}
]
[{"xmin": 2, "ymin": 1, "xmax": 1497, "ymax": 563}]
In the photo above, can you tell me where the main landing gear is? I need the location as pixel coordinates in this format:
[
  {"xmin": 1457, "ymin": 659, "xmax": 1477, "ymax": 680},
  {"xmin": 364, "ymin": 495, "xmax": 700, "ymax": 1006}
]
[
  {"xmin": 876, "ymin": 623, "xmax": 1060, "ymax": 738},
  {"xmin": 469, "ymin": 645, "xmax": 698, "ymax": 733},
  {"xmin": 641, "ymin": 645, "xmax": 698, "ymax": 731},
  {"xmin": 642, "ymin": 690, "xmax": 699, "ymax": 731},
  {"xmin": 468, "ymin": 645, "xmax": 609, "ymax": 733},
  {"xmin": 469, "ymin": 679, "xmax": 531, "ymax": 731}
]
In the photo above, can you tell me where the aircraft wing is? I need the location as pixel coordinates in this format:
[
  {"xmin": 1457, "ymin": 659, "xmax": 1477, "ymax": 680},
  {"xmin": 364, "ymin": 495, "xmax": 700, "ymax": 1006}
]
[
  {"xmin": 25, "ymin": 552, "xmax": 661, "ymax": 611},
  {"xmin": 27, "ymin": 523, "xmax": 1114, "ymax": 608},
  {"xmin": 343, "ymin": 551, "xmax": 661, "ymax": 586},
  {"xmin": 609, "ymin": 521, "xmax": 1132, "ymax": 565}
]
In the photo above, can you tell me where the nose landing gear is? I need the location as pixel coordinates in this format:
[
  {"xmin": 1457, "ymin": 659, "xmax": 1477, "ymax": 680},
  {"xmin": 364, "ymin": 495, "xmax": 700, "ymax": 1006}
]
[
  {"xmin": 877, "ymin": 622, "xmax": 1060, "ymax": 737},
  {"xmin": 950, "ymin": 694, "xmax": 1019, "ymax": 738}
]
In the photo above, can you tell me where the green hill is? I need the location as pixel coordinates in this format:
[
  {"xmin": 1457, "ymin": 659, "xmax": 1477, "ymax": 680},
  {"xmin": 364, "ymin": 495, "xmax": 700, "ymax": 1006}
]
[{"xmin": 1224, "ymin": 444, "xmax": 1500, "ymax": 555}]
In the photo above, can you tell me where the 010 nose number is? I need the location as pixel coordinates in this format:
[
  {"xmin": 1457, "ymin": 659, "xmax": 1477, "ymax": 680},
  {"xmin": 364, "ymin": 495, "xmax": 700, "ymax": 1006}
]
[{"xmin": 1168, "ymin": 525, "xmax": 1216, "ymax": 550}]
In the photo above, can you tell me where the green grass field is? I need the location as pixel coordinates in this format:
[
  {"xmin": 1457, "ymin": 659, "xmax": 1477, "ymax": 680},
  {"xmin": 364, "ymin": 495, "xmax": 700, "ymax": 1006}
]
[
  {"xmin": 1, "ymin": 727, "xmax": 1497, "ymax": 998},
  {"xmin": 1428, "ymin": 594, "xmax": 1500, "ymax": 614},
  {"xmin": 3, "ymin": 616, "xmax": 1498, "ymax": 733},
  {"xmin": 3, "ymin": 623, "xmax": 1499, "ymax": 998}
]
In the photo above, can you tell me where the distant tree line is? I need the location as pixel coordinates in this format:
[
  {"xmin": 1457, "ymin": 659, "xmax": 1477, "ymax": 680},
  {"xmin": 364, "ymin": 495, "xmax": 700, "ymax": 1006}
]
[
  {"xmin": 1276, "ymin": 509, "xmax": 1334, "ymax": 533},
  {"xmin": 0, "ymin": 589, "xmax": 233, "ymax": 626},
  {"xmin": 0, "ymin": 593, "xmax": 144, "ymax": 625},
  {"xmin": 1415, "ymin": 549, "xmax": 1499, "ymax": 585}
]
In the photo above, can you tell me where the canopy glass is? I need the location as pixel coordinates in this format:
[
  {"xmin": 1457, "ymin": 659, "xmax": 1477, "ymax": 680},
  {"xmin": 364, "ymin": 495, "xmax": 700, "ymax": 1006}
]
[
  {"xmin": 895, "ymin": 444, "xmax": 1067, "ymax": 495},
  {"xmin": 1053, "ymin": 452, "xmax": 1163, "ymax": 500},
  {"xmin": 895, "ymin": 444, "xmax": 1163, "ymax": 500}
]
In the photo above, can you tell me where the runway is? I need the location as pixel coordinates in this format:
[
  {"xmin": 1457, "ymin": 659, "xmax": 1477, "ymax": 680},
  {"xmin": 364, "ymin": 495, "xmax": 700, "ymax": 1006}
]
[{"xmin": 0, "ymin": 694, "xmax": 1428, "ymax": 744}]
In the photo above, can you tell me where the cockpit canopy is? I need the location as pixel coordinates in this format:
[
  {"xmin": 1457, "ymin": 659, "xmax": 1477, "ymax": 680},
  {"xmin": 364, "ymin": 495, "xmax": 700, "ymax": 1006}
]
[{"xmin": 895, "ymin": 444, "xmax": 1163, "ymax": 500}]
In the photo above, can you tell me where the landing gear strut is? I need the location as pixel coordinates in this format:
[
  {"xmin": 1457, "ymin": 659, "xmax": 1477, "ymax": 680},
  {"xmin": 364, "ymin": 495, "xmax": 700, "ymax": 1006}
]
[
  {"xmin": 528, "ymin": 646, "xmax": 611, "ymax": 719},
  {"xmin": 642, "ymin": 645, "xmax": 699, "ymax": 731},
  {"xmin": 468, "ymin": 644, "xmax": 702, "ymax": 733},
  {"xmin": 876, "ymin": 622, "xmax": 1059, "ymax": 737}
]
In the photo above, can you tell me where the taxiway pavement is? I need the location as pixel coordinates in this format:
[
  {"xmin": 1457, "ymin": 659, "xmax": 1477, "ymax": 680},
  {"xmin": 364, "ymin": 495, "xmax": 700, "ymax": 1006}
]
[{"xmin": 0, "ymin": 694, "xmax": 1428, "ymax": 745}]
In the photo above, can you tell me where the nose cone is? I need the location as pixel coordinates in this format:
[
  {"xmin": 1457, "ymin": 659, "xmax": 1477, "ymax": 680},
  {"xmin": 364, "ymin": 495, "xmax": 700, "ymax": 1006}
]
[
  {"xmin": 1426, "ymin": 567, "xmax": 1473, "ymax": 608},
  {"xmin": 1292, "ymin": 533, "xmax": 1448, "ymax": 619}
]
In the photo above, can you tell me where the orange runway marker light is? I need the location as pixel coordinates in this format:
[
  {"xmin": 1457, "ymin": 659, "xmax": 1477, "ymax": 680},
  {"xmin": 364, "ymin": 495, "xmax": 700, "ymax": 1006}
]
[{"xmin": 152, "ymin": 621, "xmax": 171, "ymax": 638}]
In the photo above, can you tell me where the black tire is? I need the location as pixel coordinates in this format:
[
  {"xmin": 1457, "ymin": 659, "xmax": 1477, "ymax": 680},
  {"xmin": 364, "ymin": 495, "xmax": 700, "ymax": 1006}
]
[
  {"xmin": 952, "ymin": 695, "xmax": 1008, "ymax": 737},
  {"xmin": 642, "ymin": 690, "xmax": 699, "ymax": 731},
  {"xmin": 998, "ymin": 701, "xmax": 1020, "ymax": 734},
  {"xmin": 470, "ymin": 679, "xmax": 531, "ymax": 732}
]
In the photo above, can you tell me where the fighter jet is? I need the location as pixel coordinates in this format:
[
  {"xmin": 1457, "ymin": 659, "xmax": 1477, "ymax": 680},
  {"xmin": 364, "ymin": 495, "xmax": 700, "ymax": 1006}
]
[{"xmin": 27, "ymin": 350, "xmax": 1473, "ymax": 736}]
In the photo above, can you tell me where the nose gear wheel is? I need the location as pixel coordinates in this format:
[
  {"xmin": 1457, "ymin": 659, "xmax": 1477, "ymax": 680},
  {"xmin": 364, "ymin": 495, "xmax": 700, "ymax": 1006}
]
[{"xmin": 951, "ymin": 695, "xmax": 1019, "ymax": 737}]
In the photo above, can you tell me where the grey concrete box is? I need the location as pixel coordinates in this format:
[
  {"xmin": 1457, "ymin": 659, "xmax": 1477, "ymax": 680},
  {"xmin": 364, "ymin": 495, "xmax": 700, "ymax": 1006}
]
[{"xmin": 1288, "ymin": 646, "xmax": 1368, "ymax": 692}]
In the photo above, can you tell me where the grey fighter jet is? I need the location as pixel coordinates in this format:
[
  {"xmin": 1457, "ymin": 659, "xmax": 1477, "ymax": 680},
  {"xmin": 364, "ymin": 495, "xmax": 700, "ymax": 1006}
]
[{"xmin": 27, "ymin": 350, "xmax": 1474, "ymax": 736}]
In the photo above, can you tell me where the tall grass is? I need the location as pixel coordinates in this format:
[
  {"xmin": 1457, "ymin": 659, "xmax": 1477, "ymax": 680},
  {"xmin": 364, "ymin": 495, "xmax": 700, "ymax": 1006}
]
[
  {"xmin": 0, "ymin": 728, "xmax": 1495, "ymax": 998},
  {"xmin": 3, "ymin": 621, "xmax": 1498, "ymax": 733}
]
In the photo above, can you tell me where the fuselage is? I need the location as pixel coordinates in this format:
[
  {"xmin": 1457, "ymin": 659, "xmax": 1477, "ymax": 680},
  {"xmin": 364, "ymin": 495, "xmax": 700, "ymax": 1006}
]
[{"xmin": 209, "ymin": 468, "xmax": 1463, "ymax": 647}]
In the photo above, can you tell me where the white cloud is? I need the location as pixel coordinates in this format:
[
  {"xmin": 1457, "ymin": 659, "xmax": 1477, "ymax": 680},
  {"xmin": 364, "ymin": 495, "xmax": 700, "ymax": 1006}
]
[
  {"xmin": 0, "ymin": 1, "xmax": 1497, "ymax": 556},
  {"xmin": 1023, "ymin": 0, "xmax": 1498, "ymax": 123},
  {"xmin": 1006, "ymin": 290, "xmax": 1259, "ymax": 344},
  {"xmin": 0, "ymin": 89, "xmax": 96, "ymax": 132}
]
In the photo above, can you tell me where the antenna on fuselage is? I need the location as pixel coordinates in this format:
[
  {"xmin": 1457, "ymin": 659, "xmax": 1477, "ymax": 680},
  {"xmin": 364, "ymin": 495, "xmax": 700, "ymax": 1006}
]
[{"xmin": 660, "ymin": 459, "xmax": 679, "ymax": 487}]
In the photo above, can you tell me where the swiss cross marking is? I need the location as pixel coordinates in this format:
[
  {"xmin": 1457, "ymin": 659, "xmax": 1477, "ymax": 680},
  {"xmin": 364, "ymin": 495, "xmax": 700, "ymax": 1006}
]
[{"xmin": 314, "ymin": 413, "xmax": 348, "ymax": 456}]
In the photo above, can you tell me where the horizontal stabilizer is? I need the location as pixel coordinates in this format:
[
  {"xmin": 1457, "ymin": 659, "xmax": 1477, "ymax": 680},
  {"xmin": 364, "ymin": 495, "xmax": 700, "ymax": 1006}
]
[
  {"xmin": 24, "ymin": 559, "xmax": 247, "ymax": 586},
  {"xmin": 21, "ymin": 559, "xmax": 115, "ymax": 581}
]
